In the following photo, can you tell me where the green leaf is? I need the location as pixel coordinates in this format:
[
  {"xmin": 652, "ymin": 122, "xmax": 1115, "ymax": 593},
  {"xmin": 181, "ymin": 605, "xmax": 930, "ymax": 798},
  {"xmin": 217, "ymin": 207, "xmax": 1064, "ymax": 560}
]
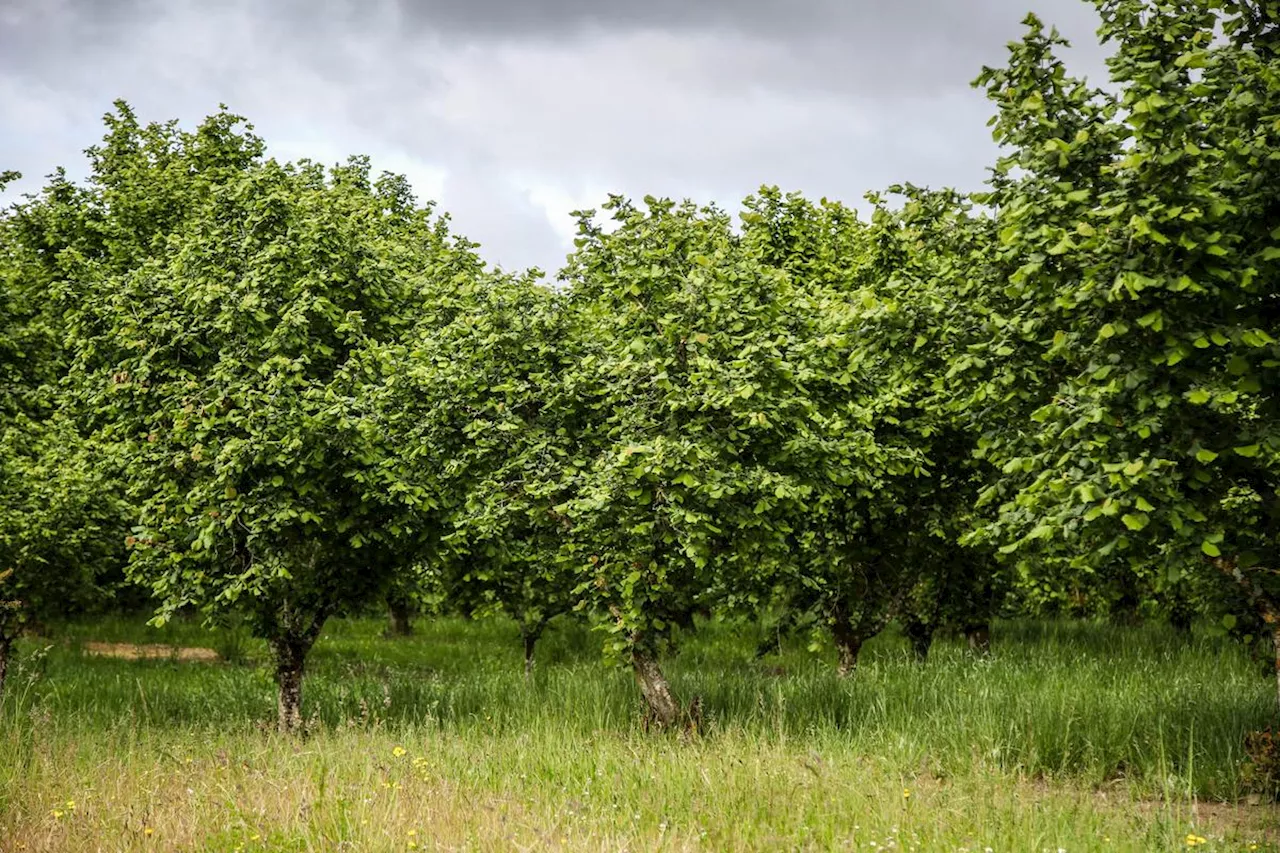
[{"xmin": 1121, "ymin": 513, "xmax": 1149, "ymax": 532}]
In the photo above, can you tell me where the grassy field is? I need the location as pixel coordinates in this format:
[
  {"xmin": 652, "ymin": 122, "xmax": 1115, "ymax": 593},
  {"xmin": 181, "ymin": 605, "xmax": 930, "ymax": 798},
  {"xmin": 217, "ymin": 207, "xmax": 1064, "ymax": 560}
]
[{"xmin": 0, "ymin": 616, "xmax": 1276, "ymax": 851}]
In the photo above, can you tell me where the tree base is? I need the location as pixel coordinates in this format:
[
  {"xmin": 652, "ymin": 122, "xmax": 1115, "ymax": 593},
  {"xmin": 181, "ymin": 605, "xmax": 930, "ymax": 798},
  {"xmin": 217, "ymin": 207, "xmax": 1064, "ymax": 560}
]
[
  {"xmin": 965, "ymin": 623, "xmax": 991, "ymax": 655},
  {"xmin": 633, "ymin": 649, "xmax": 681, "ymax": 728}
]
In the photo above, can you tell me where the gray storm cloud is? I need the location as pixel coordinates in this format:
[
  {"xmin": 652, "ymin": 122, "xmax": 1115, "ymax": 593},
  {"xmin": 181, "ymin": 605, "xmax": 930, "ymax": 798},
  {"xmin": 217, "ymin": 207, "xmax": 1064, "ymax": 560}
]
[{"xmin": 0, "ymin": 0, "xmax": 1113, "ymax": 273}]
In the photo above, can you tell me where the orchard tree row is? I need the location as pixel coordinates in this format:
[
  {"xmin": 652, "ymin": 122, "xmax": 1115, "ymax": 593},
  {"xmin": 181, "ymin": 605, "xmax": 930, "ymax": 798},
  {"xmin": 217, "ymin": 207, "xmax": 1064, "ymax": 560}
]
[{"xmin": 1, "ymin": 0, "xmax": 1277, "ymax": 731}]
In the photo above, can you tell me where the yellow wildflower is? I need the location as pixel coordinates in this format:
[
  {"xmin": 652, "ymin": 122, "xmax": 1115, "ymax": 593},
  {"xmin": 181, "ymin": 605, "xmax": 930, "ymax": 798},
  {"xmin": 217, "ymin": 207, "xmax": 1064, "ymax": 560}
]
[
  {"xmin": 392, "ymin": 746, "xmax": 407, "ymax": 758},
  {"xmin": 144, "ymin": 827, "xmax": 154, "ymax": 836},
  {"xmin": 1185, "ymin": 834, "xmax": 1206, "ymax": 847},
  {"xmin": 51, "ymin": 809, "xmax": 65, "ymax": 819}
]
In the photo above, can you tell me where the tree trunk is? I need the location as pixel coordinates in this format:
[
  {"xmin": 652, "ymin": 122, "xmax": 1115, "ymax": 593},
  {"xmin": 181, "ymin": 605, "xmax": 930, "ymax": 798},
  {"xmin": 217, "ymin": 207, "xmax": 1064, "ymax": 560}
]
[
  {"xmin": 1213, "ymin": 557, "xmax": 1280, "ymax": 712},
  {"xmin": 831, "ymin": 614, "xmax": 864, "ymax": 677},
  {"xmin": 965, "ymin": 622, "xmax": 991, "ymax": 655},
  {"xmin": 0, "ymin": 636, "xmax": 11, "ymax": 698},
  {"xmin": 632, "ymin": 648, "xmax": 680, "ymax": 728},
  {"xmin": 1169, "ymin": 609, "xmax": 1193, "ymax": 638},
  {"xmin": 1111, "ymin": 581, "xmax": 1143, "ymax": 626},
  {"xmin": 1272, "ymin": 621, "xmax": 1280, "ymax": 714},
  {"xmin": 387, "ymin": 597, "xmax": 413, "ymax": 637},
  {"xmin": 523, "ymin": 629, "xmax": 539, "ymax": 679},
  {"xmin": 269, "ymin": 630, "xmax": 320, "ymax": 734},
  {"xmin": 903, "ymin": 618, "xmax": 934, "ymax": 662},
  {"xmin": 835, "ymin": 634, "xmax": 863, "ymax": 677}
]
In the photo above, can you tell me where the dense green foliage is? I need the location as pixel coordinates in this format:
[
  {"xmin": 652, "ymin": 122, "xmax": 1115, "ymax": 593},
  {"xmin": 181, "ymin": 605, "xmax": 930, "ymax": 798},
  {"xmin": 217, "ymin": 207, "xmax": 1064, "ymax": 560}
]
[
  {"xmin": 1, "ymin": 0, "xmax": 1278, "ymax": 737},
  {"xmin": 0, "ymin": 170, "xmax": 128, "ymax": 693},
  {"xmin": 967, "ymin": 1, "xmax": 1280, "ymax": 689}
]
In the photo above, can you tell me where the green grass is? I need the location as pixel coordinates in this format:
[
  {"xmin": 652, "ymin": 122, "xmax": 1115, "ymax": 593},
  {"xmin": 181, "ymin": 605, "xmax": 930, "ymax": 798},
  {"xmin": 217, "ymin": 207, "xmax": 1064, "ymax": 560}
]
[{"xmin": 1, "ymin": 616, "xmax": 1276, "ymax": 851}]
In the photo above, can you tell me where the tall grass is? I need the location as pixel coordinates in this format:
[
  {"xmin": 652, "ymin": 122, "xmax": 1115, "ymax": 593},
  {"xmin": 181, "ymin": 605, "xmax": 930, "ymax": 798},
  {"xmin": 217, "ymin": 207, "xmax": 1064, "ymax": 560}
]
[{"xmin": 1, "ymin": 617, "xmax": 1275, "ymax": 851}]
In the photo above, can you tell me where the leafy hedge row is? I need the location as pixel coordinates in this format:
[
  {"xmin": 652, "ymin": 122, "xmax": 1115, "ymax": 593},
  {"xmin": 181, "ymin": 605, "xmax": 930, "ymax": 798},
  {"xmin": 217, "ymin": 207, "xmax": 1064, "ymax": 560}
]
[{"xmin": 2, "ymin": 0, "xmax": 1278, "ymax": 729}]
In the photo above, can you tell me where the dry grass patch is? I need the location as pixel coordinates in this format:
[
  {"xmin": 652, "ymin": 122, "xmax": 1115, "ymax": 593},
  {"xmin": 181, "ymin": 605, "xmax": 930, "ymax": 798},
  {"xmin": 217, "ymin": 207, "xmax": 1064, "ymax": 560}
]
[
  {"xmin": 79, "ymin": 642, "xmax": 221, "ymax": 663},
  {"xmin": 4, "ymin": 728, "xmax": 1277, "ymax": 852}
]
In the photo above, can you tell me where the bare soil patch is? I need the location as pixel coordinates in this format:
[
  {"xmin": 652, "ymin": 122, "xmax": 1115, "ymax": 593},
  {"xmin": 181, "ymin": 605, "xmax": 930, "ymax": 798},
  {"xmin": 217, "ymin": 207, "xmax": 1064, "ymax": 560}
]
[
  {"xmin": 80, "ymin": 641, "xmax": 220, "ymax": 662},
  {"xmin": 1123, "ymin": 795, "xmax": 1280, "ymax": 842}
]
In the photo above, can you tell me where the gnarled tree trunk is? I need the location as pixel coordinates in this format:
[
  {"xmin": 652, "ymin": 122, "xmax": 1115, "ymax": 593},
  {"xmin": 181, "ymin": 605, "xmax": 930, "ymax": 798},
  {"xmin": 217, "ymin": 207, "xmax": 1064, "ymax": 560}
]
[
  {"xmin": 522, "ymin": 627, "xmax": 541, "ymax": 679},
  {"xmin": 1169, "ymin": 609, "xmax": 1193, "ymax": 638},
  {"xmin": 0, "ymin": 635, "xmax": 12, "ymax": 698},
  {"xmin": 268, "ymin": 612, "xmax": 326, "ymax": 734},
  {"xmin": 833, "ymin": 632, "xmax": 863, "ymax": 677},
  {"xmin": 632, "ymin": 647, "xmax": 680, "ymax": 728},
  {"xmin": 835, "ymin": 640, "xmax": 861, "ymax": 676},
  {"xmin": 965, "ymin": 622, "xmax": 991, "ymax": 655},
  {"xmin": 902, "ymin": 618, "xmax": 934, "ymax": 662},
  {"xmin": 270, "ymin": 636, "xmax": 308, "ymax": 734},
  {"xmin": 1111, "ymin": 580, "xmax": 1143, "ymax": 627},
  {"xmin": 1271, "ymin": 620, "xmax": 1280, "ymax": 713},
  {"xmin": 523, "ymin": 634, "xmax": 536, "ymax": 678},
  {"xmin": 830, "ymin": 600, "xmax": 870, "ymax": 677},
  {"xmin": 387, "ymin": 596, "xmax": 413, "ymax": 637},
  {"xmin": 830, "ymin": 610, "xmax": 865, "ymax": 677}
]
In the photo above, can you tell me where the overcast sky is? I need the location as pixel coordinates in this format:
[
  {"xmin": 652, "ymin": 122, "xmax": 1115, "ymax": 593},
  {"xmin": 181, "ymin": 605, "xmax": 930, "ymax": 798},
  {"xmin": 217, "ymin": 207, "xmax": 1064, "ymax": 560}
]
[{"xmin": 0, "ymin": 0, "xmax": 1111, "ymax": 273}]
